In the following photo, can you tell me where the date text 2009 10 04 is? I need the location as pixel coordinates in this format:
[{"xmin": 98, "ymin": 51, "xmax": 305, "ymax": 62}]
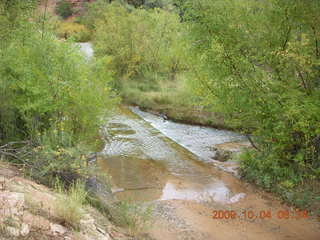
[{"xmin": 212, "ymin": 210, "xmax": 309, "ymax": 220}]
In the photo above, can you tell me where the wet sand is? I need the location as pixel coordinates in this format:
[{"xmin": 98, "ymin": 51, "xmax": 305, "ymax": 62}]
[{"xmin": 98, "ymin": 105, "xmax": 320, "ymax": 240}]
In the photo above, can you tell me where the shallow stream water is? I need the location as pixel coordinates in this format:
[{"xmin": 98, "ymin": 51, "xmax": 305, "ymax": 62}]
[
  {"xmin": 99, "ymin": 106, "xmax": 247, "ymax": 204},
  {"xmin": 79, "ymin": 43, "xmax": 320, "ymax": 240}
]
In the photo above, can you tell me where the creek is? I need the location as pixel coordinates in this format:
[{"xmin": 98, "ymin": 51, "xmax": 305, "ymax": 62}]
[{"xmin": 78, "ymin": 42, "xmax": 320, "ymax": 240}]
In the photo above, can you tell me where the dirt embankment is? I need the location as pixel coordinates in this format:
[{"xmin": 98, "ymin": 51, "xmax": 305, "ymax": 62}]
[{"xmin": 0, "ymin": 162, "xmax": 129, "ymax": 240}]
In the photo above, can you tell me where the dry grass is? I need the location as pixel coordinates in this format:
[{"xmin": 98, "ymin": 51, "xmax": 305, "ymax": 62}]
[
  {"xmin": 109, "ymin": 201, "xmax": 153, "ymax": 236},
  {"xmin": 54, "ymin": 180, "xmax": 87, "ymax": 231}
]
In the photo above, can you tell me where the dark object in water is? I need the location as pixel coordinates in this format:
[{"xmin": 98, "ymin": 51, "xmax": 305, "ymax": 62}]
[
  {"xmin": 87, "ymin": 152, "xmax": 97, "ymax": 165},
  {"xmin": 160, "ymin": 113, "xmax": 168, "ymax": 122}
]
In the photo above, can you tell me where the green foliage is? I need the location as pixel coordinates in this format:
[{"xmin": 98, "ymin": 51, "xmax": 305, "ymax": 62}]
[
  {"xmin": 55, "ymin": 0, "xmax": 74, "ymax": 19},
  {"xmin": 25, "ymin": 130, "xmax": 88, "ymax": 186},
  {"xmin": 0, "ymin": 0, "xmax": 117, "ymax": 186},
  {"xmin": 90, "ymin": 2, "xmax": 187, "ymax": 88},
  {"xmin": 186, "ymin": 0, "xmax": 320, "ymax": 207},
  {"xmin": 56, "ymin": 21, "xmax": 91, "ymax": 42},
  {"xmin": 0, "ymin": 0, "xmax": 116, "ymax": 142},
  {"xmin": 77, "ymin": 0, "xmax": 110, "ymax": 31},
  {"xmin": 0, "ymin": 0, "xmax": 36, "ymax": 48},
  {"xmin": 109, "ymin": 201, "xmax": 153, "ymax": 235},
  {"xmin": 83, "ymin": 0, "xmax": 223, "ymax": 128},
  {"xmin": 0, "ymin": 36, "xmax": 115, "ymax": 142},
  {"xmin": 132, "ymin": 0, "xmax": 175, "ymax": 9},
  {"xmin": 121, "ymin": 74, "xmax": 193, "ymax": 108}
]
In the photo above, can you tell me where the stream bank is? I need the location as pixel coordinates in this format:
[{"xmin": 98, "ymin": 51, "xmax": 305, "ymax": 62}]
[
  {"xmin": 0, "ymin": 162, "xmax": 130, "ymax": 240},
  {"xmin": 78, "ymin": 42, "xmax": 320, "ymax": 240},
  {"xmin": 123, "ymin": 99, "xmax": 232, "ymax": 130},
  {"xmin": 98, "ymin": 105, "xmax": 320, "ymax": 240}
]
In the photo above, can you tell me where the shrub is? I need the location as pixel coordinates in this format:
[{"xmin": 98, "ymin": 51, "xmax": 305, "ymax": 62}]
[
  {"xmin": 0, "ymin": 0, "xmax": 117, "ymax": 186},
  {"xmin": 77, "ymin": 0, "xmax": 111, "ymax": 31},
  {"xmin": 0, "ymin": 36, "xmax": 115, "ymax": 142},
  {"xmin": 91, "ymin": 2, "xmax": 187, "ymax": 88},
  {"xmin": 185, "ymin": 0, "xmax": 320, "ymax": 208},
  {"xmin": 25, "ymin": 131, "xmax": 88, "ymax": 186},
  {"xmin": 0, "ymin": 37, "xmax": 117, "ymax": 182},
  {"xmin": 56, "ymin": 21, "xmax": 91, "ymax": 42},
  {"xmin": 55, "ymin": 0, "xmax": 74, "ymax": 19}
]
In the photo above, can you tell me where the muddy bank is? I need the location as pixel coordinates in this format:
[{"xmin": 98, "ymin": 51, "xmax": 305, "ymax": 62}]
[
  {"xmin": 98, "ymin": 106, "xmax": 320, "ymax": 240},
  {"xmin": 149, "ymin": 196, "xmax": 320, "ymax": 240},
  {"xmin": 123, "ymin": 101, "xmax": 236, "ymax": 131}
]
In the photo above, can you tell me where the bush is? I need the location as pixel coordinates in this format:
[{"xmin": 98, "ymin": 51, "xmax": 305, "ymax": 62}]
[
  {"xmin": 25, "ymin": 131, "xmax": 88, "ymax": 186},
  {"xmin": 77, "ymin": 0, "xmax": 111, "ymax": 31},
  {"xmin": 127, "ymin": 0, "xmax": 174, "ymax": 9},
  {"xmin": 55, "ymin": 0, "xmax": 74, "ymax": 19},
  {"xmin": 0, "ymin": 0, "xmax": 117, "ymax": 185},
  {"xmin": 91, "ymin": 2, "xmax": 187, "ymax": 88},
  {"xmin": 186, "ymin": 0, "xmax": 320, "ymax": 208},
  {"xmin": 0, "ymin": 37, "xmax": 116, "ymax": 181},
  {"xmin": 0, "ymin": 36, "xmax": 115, "ymax": 142},
  {"xmin": 56, "ymin": 22, "xmax": 91, "ymax": 42}
]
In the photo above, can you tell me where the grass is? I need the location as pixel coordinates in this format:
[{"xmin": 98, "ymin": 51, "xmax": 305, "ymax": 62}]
[
  {"xmin": 54, "ymin": 180, "xmax": 87, "ymax": 231},
  {"xmin": 109, "ymin": 200, "xmax": 153, "ymax": 236},
  {"xmin": 121, "ymin": 75, "xmax": 232, "ymax": 130}
]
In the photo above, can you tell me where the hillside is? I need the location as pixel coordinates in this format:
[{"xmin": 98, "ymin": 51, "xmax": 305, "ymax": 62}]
[{"xmin": 0, "ymin": 162, "xmax": 129, "ymax": 240}]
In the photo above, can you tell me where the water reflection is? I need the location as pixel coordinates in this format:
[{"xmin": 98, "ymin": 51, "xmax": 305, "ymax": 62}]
[
  {"xmin": 161, "ymin": 182, "xmax": 245, "ymax": 203},
  {"xmin": 99, "ymin": 106, "xmax": 246, "ymax": 204},
  {"xmin": 78, "ymin": 42, "xmax": 93, "ymax": 59}
]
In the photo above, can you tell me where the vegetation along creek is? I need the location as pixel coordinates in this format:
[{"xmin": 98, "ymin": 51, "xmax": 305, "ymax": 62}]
[
  {"xmin": 80, "ymin": 42, "xmax": 320, "ymax": 239},
  {"xmin": 1, "ymin": 1, "xmax": 319, "ymax": 240}
]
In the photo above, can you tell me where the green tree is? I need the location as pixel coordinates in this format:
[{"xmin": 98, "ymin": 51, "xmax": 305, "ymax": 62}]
[
  {"xmin": 0, "ymin": 0, "xmax": 117, "ymax": 184},
  {"xmin": 91, "ymin": 2, "xmax": 187, "ymax": 88},
  {"xmin": 55, "ymin": 0, "xmax": 74, "ymax": 19},
  {"xmin": 185, "ymin": 0, "xmax": 320, "ymax": 194}
]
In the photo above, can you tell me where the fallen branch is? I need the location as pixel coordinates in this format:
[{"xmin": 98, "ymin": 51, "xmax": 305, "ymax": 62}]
[
  {"xmin": 245, "ymin": 134, "xmax": 261, "ymax": 152},
  {"xmin": 0, "ymin": 141, "xmax": 33, "ymax": 163}
]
